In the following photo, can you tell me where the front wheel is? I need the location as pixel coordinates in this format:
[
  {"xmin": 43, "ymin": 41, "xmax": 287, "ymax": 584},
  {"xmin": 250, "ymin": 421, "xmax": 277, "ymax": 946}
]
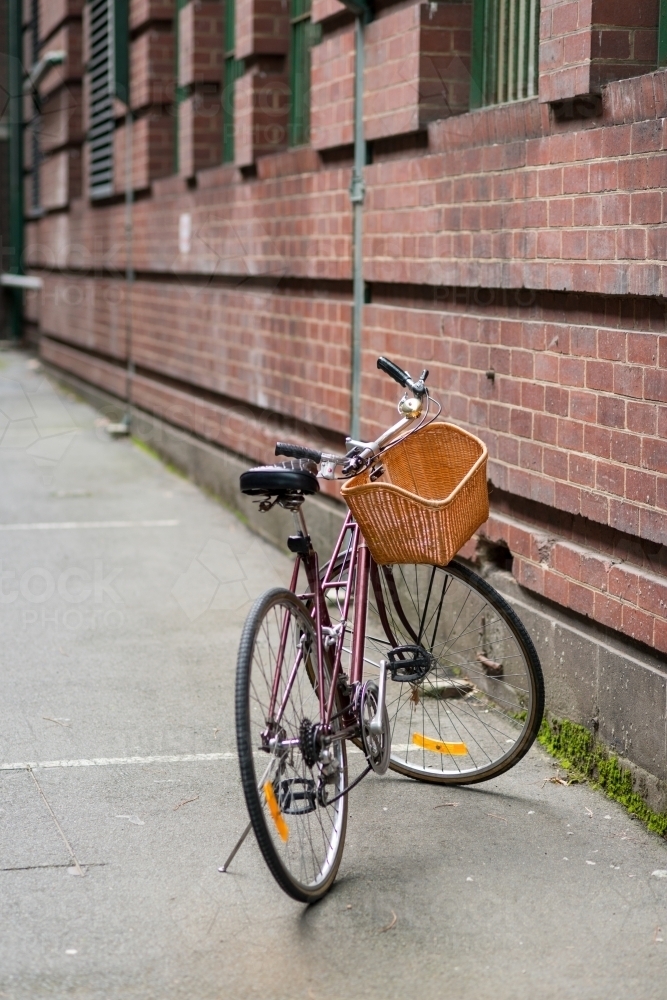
[
  {"xmin": 235, "ymin": 588, "xmax": 348, "ymax": 902},
  {"xmin": 363, "ymin": 561, "xmax": 545, "ymax": 784}
]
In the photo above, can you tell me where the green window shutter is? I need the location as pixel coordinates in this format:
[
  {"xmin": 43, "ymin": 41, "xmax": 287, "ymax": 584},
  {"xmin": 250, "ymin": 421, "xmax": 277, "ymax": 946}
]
[
  {"xmin": 112, "ymin": 0, "xmax": 129, "ymax": 102},
  {"xmin": 289, "ymin": 0, "xmax": 320, "ymax": 148},
  {"xmin": 88, "ymin": 0, "xmax": 114, "ymax": 197},
  {"xmin": 659, "ymin": 0, "xmax": 667, "ymax": 67},
  {"xmin": 222, "ymin": 0, "xmax": 244, "ymax": 163},
  {"xmin": 470, "ymin": 0, "xmax": 539, "ymax": 110}
]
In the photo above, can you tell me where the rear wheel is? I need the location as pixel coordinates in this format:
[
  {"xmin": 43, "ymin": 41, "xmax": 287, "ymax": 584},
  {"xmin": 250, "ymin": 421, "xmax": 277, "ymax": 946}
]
[
  {"xmin": 323, "ymin": 556, "xmax": 544, "ymax": 785},
  {"xmin": 367, "ymin": 561, "xmax": 544, "ymax": 784},
  {"xmin": 236, "ymin": 588, "xmax": 347, "ymax": 902}
]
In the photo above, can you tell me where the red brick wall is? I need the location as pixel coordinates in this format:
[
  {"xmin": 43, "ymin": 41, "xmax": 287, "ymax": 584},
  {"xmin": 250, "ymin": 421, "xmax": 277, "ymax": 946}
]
[
  {"xmin": 113, "ymin": 114, "xmax": 174, "ymax": 193},
  {"xmin": 27, "ymin": 0, "xmax": 667, "ymax": 664},
  {"xmin": 361, "ymin": 292, "xmax": 667, "ymax": 544},
  {"xmin": 178, "ymin": 93, "xmax": 223, "ymax": 177},
  {"xmin": 131, "ymin": 26, "xmax": 175, "ymax": 112},
  {"xmin": 40, "ymin": 148, "xmax": 82, "ymax": 209},
  {"xmin": 39, "ymin": 0, "xmax": 82, "ymax": 44},
  {"xmin": 178, "ymin": 1, "xmax": 223, "ymax": 86},
  {"xmin": 41, "ymin": 85, "xmax": 83, "ymax": 153},
  {"xmin": 234, "ymin": 68, "xmax": 290, "ymax": 166},
  {"xmin": 364, "ymin": 2, "xmax": 471, "ymax": 140},
  {"xmin": 236, "ymin": 0, "xmax": 289, "ymax": 60},
  {"xmin": 311, "ymin": 0, "xmax": 346, "ymax": 24},
  {"xmin": 539, "ymin": 0, "xmax": 659, "ymax": 103},
  {"xmin": 311, "ymin": 26, "xmax": 355, "ymax": 150},
  {"xmin": 130, "ymin": 0, "xmax": 174, "ymax": 33}
]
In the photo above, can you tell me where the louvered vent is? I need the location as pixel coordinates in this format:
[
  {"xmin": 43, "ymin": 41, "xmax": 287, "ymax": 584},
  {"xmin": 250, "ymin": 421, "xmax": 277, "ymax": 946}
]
[{"xmin": 88, "ymin": 0, "xmax": 114, "ymax": 198}]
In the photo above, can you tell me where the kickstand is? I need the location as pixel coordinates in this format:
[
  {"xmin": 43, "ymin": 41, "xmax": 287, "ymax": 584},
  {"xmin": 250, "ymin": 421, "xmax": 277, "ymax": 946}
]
[{"xmin": 218, "ymin": 821, "xmax": 252, "ymax": 873}]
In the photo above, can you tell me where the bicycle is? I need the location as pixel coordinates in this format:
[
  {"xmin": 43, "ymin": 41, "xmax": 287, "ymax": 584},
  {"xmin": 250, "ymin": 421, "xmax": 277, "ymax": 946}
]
[{"xmin": 230, "ymin": 357, "xmax": 544, "ymax": 902}]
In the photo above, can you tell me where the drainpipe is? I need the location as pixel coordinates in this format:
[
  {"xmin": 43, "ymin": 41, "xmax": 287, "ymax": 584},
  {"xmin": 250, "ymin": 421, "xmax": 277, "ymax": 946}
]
[
  {"xmin": 7, "ymin": 0, "xmax": 24, "ymax": 341},
  {"xmin": 122, "ymin": 105, "xmax": 134, "ymax": 429},
  {"xmin": 341, "ymin": 0, "xmax": 372, "ymax": 441}
]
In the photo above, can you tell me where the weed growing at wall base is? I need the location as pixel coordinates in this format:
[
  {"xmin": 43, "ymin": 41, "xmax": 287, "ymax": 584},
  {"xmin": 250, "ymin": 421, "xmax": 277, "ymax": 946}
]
[{"xmin": 538, "ymin": 716, "xmax": 667, "ymax": 838}]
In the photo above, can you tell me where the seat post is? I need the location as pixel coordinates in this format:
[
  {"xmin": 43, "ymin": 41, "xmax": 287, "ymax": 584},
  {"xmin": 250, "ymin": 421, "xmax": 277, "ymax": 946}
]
[{"xmin": 293, "ymin": 506, "xmax": 308, "ymax": 539}]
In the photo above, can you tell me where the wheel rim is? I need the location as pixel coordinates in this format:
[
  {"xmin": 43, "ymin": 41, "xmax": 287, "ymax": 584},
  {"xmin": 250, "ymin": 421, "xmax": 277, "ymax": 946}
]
[
  {"xmin": 316, "ymin": 559, "xmax": 536, "ymax": 781},
  {"xmin": 244, "ymin": 594, "xmax": 347, "ymax": 892},
  {"xmin": 363, "ymin": 563, "xmax": 537, "ymax": 780}
]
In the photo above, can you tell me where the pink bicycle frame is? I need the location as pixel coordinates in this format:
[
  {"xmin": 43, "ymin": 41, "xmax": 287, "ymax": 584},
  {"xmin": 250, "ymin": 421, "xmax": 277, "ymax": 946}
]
[{"xmin": 266, "ymin": 511, "xmax": 371, "ymax": 732}]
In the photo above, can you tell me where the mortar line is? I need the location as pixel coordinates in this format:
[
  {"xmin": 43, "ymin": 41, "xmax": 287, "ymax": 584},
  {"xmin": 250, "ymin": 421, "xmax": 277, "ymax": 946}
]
[{"xmin": 27, "ymin": 767, "xmax": 85, "ymax": 877}]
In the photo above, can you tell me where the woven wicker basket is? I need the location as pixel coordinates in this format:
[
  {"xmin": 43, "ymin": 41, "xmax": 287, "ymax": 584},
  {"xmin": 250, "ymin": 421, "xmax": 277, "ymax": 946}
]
[{"xmin": 340, "ymin": 422, "xmax": 489, "ymax": 566}]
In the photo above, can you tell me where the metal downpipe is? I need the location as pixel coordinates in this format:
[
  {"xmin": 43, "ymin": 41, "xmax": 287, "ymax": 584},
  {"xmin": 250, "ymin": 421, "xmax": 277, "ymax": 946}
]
[
  {"xmin": 349, "ymin": 15, "xmax": 366, "ymax": 442},
  {"xmin": 8, "ymin": 0, "xmax": 24, "ymax": 341}
]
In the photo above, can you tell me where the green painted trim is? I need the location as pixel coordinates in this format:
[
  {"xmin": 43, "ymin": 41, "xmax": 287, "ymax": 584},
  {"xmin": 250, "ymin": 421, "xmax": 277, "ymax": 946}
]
[
  {"xmin": 8, "ymin": 0, "xmax": 24, "ymax": 339},
  {"xmin": 222, "ymin": 56, "xmax": 243, "ymax": 164},
  {"xmin": 538, "ymin": 716, "xmax": 667, "ymax": 838},
  {"xmin": 470, "ymin": 0, "xmax": 539, "ymax": 110},
  {"xmin": 113, "ymin": 0, "xmax": 130, "ymax": 103},
  {"xmin": 470, "ymin": 0, "xmax": 486, "ymax": 109},
  {"xmin": 289, "ymin": 0, "xmax": 320, "ymax": 148},
  {"xmin": 659, "ymin": 0, "xmax": 667, "ymax": 67},
  {"xmin": 222, "ymin": 0, "xmax": 244, "ymax": 164}
]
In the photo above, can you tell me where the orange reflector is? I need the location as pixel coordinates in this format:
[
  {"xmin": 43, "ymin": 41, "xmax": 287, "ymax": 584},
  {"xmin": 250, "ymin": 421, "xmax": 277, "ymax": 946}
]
[
  {"xmin": 263, "ymin": 781, "xmax": 289, "ymax": 842},
  {"xmin": 413, "ymin": 733, "xmax": 468, "ymax": 756}
]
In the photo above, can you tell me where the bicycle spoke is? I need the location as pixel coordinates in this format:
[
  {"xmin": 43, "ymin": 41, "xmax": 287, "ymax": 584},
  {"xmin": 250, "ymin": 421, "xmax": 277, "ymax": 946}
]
[{"xmin": 361, "ymin": 561, "xmax": 543, "ymax": 783}]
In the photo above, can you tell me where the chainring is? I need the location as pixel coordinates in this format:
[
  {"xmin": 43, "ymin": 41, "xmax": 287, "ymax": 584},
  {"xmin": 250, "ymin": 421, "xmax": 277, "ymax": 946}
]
[{"xmin": 359, "ymin": 680, "xmax": 390, "ymax": 775}]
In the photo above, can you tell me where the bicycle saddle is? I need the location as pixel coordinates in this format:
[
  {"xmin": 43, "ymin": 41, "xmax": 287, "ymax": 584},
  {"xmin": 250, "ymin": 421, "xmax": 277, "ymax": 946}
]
[{"xmin": 240, "ymin": 459, "xmax": 320, "ymax": 496}]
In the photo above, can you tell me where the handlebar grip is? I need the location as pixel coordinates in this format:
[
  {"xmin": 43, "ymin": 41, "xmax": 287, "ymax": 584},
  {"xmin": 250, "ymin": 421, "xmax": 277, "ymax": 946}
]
[
  {"xmin": 275, "ymin": 442, "xmax": 323, "ymax": 463},
  {"xmin": 377, "ymin": 356, "xmax": 411, "ymax": 388}
]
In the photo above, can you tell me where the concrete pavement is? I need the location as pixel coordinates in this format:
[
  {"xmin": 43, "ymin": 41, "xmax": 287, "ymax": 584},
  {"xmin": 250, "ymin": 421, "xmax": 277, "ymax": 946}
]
[{"xmin": 2, "ymin": 347, "xmax": 667, "ymax": 1000}]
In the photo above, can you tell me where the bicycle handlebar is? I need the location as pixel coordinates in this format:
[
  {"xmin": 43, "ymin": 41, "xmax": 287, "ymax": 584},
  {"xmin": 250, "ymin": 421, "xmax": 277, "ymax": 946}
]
[
  {"xmin": 275, "ymin": 442, "xmax": 323, "ymax": 463},
  {"xmin": 377, "ymin": 356, "xmax": 411, "ymax": 387},
  {"xmin": 377, "ymin": 356, "xmax": 429, "ymax": 396}
]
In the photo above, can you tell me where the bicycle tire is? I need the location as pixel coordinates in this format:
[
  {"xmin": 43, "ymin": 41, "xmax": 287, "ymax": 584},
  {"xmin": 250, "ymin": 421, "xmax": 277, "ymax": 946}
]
[
  {"xmin": 236, "ymin": 587, "xmax": 348, "ymax": 902},
  {"xmin": 323, "ymin": 556, "xmax": 544, "ymax": 785}
]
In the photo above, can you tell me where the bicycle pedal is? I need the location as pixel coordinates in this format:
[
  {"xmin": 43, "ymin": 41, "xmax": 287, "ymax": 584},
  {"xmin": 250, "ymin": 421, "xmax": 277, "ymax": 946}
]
[
  {"xmin": 387, "ymin": 644, "xmax": 434, "ymax": 683},
  {"xmin": 278, "ymin": 778, "xmax": 317, "ymax": 815}
]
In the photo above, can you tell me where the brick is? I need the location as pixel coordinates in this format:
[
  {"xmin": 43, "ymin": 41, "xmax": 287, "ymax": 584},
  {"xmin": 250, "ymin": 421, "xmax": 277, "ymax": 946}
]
[
  {"xmin": 311, "ymin": 27, "xmax": 355, "ymax": 151},
  {"xmin": 236, "ymin": 0, "xmax": 289, "ymax": 60},
  {"xmin": 132, "ymin": 27, "xmax": 175, "ymax": 111},
  {"xmin": 610, "ymin": 430, "xmax": 639, "ymax": 465},
  {"xmin": 644, "ymin": 369, "xmax": 667, "ymax": 403},
  {"xmin": 544, "ymin": 568, "xmax": 570, "ymax": 606},
  {"xmin": 594, "ymin": 592, "xmax": 623, "ymax": 631},
  {"xmin": 627, "ymin": 401, "xmax": 657, "ymax": 434},
  {"xmin": 596, "ymin": 460, "xmax": 625, "ymax": 496},
  {"xmin": 621, "ymin": 604, "xmax": 654, "ymax": 647},
  {"xmin": 569, "ymin": 580, "xmax": 595, "ymax": 617},
  {"xmin": 514, "ymin": 557, "xmax": 545, "ymax": 595},
  {"xmin": 642, "ymin": 435, "xmax": 667, "ymax": 474},
  {"xmin": 569, "ymin": 453, "xmax": 595, "ymax": 486},
  {"xmin": 625, "ymin": 469, "xmax": 657, "ymax": 505},
  {"xmin": 597, "ymin": 395, "xmax": 626, "ymax": 428},
  {"xmin": 234, "ymin": 68, "xmax": 289, "ymax": 167}
]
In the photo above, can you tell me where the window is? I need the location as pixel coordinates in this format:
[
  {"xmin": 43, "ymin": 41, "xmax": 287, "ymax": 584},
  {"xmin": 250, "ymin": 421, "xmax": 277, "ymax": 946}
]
[
  {"xmin": 222, "ymin": 0, "xmax": 244, "ymax": 163},
  {"xmin": 289, "ymin": 0, "xmax": 320, "ymax": 147},
  {"xmin": 88, "ymin": 0, "xmax": 114, "ymax": 197},
  {"xmin": 87, "ymin": 0, "xmax": 128, "ymax": 196},
  {"xmin": 470, "ymin": 0, "xmax": 539, "ymax": 110}
]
